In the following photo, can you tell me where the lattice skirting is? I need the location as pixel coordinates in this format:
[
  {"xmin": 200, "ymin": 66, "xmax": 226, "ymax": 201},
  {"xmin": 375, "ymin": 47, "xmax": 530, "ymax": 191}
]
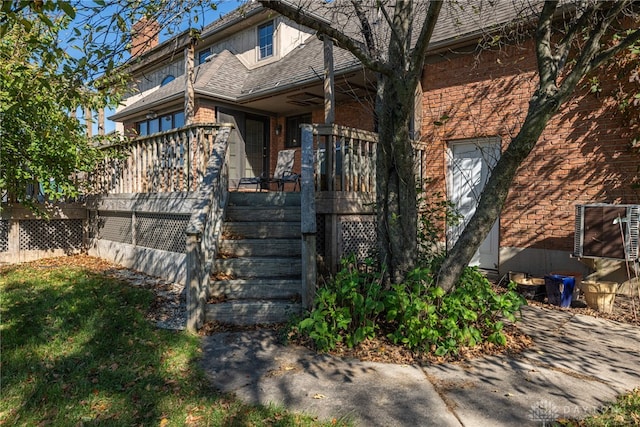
[
  {"xmin": 339, "ymin": 215, "xmax": 377, "ymax": 261},
  {"xmin": 96, "ymin": 212, "xmax": 132, "ymax": 244},
  {"xmin": 95, "ymin": 211, "xmax": 189, "ymax": 254},
  {"xmin": 0, "ymin": 220, "xmax": 8, "ymax": 252},
  {"xmin": 19, "ymin": 219, "xmax": 84, "ymax": 251},
  {"xmin": 136, "ymin": 213, "xmax": 189, "ymax": 253}
]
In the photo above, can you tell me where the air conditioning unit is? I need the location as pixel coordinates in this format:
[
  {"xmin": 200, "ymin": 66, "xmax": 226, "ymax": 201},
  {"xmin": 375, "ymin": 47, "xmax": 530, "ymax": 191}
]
[{"xmin": 574, "ymin": 204, "xmax": 640, "ymax": 261}]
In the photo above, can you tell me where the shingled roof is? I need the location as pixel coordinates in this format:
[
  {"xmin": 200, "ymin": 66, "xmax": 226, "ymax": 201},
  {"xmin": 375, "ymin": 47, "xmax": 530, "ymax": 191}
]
[{"xmin": 111, "ymin": 1, "xmax": 538, "ymax": 120}]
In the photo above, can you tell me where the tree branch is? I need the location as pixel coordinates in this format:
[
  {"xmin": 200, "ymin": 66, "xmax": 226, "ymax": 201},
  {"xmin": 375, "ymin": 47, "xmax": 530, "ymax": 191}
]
[
  {"xmin": 258, "ymin": 0, "xmax": 391, "ymax": 75},
  {"xmin": 377, "ymin": 0, "xmax": 402, "ymax": 48},
  {"xmin": 535, "ymin": 0, "xmax": 559, "ymax": 88},
  {"xmin": 559, "ymin": 0, "xmax": 635, "ymax": 98},
  {"xmin": 408, "ymin": 0, "xmax": 443, "ymax": 83},
  {"xmin": 555, "ymin": 2, "xmax": 602, "ymax": 70},
  {"xmin": 350, "ymin": 0, "xmax": 376, "ymax": 54},
  {"xmin": 590, "ymin": 21, "xmax": 640, "ymax": 69}
]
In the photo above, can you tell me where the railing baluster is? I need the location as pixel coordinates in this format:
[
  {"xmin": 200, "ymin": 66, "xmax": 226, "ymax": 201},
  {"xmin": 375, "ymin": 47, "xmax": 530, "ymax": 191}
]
[{"xmin": 89, "ymin": 124, "xmax": 220, "ymax": 196}]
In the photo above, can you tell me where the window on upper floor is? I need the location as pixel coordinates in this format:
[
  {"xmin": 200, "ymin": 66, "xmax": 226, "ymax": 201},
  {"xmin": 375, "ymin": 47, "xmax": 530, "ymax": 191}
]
[
  {"xmin": 161, "ymin": 75, "xmax": 175, "ymax": 86},
  {"xmin": 136, "ymin": 110, "xmax": 184, "ymax": 136},
  {"xmin": 285, "ymin": 113, "xmax": 311, "ymax": 148},
  {"xmin": 198, "ymin": 48, "xmax": 212, "ymax": 65},
  {"xmin": 257, "ymin": 21, "xmax": 274, "ymax": 60}
]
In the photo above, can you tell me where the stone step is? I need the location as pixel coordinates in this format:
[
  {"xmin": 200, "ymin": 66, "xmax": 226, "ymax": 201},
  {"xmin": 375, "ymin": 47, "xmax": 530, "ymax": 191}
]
[
  {"xmin": 219, "ymin": 239, "xmax": 301, "ymax": 257},
  {"xmin": 225, "ymin": 206, "xmax": 301, "ymax": 222},
  {"xmin": 223, "ymin": 222, "xmax": 300, "ymax": 239},
  {"xmin": 214, "ymin": 257, "xmax": 302, "ymax": 279},
  {"xmin": 210, "ymin": 279, "xmax": 301, "ymax": 300},
  {"xmin": 228, "ymin": 191, "xmax": 301, "ymax": 207},
  {"xmin": 205, "ymin": 300, "xmax": 303, "ymax": 325}
]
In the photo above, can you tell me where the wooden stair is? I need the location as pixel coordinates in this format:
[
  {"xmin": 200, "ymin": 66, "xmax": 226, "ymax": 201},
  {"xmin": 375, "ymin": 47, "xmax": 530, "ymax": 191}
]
[{"xmin": 206, "ymin": 191, "xmax": 303, "ymax": 325}]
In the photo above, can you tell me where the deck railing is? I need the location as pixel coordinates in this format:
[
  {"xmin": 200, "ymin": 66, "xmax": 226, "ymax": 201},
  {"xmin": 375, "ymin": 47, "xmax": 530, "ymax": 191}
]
[
  {"xmin": 305, "ymin": 123, "xmax": 427, "ymax": 275},
  {"xmin": 185, "ymin": 125, "xmax": 232, "ymax": 331},
  {"xmin": 312, "ymin": 123, "xmax": 426, "ymax": 194},
  {"xmin": 313, "ymin": 124, "xmax": 378, "ymax": 193},
  {"xmin": 91, "ymin": 123, "xmax": 221, "ymax": 194}
]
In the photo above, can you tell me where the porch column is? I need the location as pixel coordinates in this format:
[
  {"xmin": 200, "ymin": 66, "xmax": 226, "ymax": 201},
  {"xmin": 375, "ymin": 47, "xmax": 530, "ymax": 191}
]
[
  {"xmin": 98, "ymin": 108, "xmax": 105, "ymax": 136},
  {"xmin": 84, "ymin": 107, "xmax": 92, "ymax": 138}
]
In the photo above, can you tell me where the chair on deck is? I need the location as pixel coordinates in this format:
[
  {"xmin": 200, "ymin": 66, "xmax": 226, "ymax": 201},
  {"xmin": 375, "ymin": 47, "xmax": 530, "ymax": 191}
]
[{"xmin": 236, "ymin": 149, "xmax": 300, "ymax": 191}]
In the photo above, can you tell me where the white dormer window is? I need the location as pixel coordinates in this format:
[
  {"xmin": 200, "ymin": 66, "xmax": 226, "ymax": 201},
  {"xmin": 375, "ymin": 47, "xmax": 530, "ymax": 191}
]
[{"xmin": 257, "ymin": 21, "xmax": 274, "ymax": 60}]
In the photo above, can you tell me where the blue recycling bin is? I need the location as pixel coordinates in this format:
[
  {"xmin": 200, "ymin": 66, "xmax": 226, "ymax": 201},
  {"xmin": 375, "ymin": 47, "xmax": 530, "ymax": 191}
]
[{"xmin": 544, "ymin": 275, "xmax": 575, "ymax": 307}]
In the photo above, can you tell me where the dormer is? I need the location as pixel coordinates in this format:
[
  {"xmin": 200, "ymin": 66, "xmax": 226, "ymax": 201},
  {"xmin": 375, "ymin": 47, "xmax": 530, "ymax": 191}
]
[{"xmin": 196, "ymin": 9, "xmax": 314, "ymax": 70}]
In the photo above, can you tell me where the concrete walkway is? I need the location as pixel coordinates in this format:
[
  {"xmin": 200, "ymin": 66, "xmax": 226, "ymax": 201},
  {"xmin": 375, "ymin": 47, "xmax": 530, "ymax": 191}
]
[{"xmin": 200, "ymin": 306, "xmax": 640, "ymax": 426}]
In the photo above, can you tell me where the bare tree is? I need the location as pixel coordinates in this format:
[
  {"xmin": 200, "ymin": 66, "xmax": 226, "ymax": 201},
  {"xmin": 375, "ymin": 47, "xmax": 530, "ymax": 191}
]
[
  {"xmin": 260, "ymin": 0, "xmax": 640, "ymax": 290},
  {"xmin": 436, "ymin": 0, "xmax": 640, "ymax": 291},
  {"xmin": 259, "ymin": 0, "xmax": 443, "ymax": 283}
]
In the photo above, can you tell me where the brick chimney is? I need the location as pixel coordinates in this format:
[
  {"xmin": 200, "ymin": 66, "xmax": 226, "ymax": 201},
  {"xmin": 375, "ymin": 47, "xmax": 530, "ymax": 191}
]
[{"xmin": 130, "ymin": 18, "xmax": 160, "ymax": 57}]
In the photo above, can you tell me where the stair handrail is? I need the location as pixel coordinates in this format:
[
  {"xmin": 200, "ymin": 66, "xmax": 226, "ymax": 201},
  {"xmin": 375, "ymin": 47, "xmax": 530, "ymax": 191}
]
[{"xmin": 185, "ymin": 124, "xmax": 233, "ymax": 331}]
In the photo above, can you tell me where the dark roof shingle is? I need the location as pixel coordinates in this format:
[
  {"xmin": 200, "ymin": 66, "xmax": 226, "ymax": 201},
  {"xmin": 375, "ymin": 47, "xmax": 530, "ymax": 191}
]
[{"xmin": 111, "ymin": 1, "xmax": 538, "ymax": 120}]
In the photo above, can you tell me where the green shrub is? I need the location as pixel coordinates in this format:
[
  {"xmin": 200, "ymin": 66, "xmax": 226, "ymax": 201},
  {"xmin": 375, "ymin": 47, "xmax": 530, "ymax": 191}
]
[
  {"xmin": 298, "ymin": 256, "xmax": 386, "ymax": 351},
  {"xmin": 296, "ymin": 186, "xmax": 525, "ymax": 356},
  {"xmin": 385, "ymin": 266, "xmax": 526, "ymax": 356},
  {"xmin": 297, "ymin": 257, "xmax": 526, "ymax": 356}
]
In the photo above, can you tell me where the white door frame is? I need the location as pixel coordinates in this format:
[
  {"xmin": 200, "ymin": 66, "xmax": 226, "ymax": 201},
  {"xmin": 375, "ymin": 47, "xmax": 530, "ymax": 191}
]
[{"xmin": 446, "ymin": 137, "xmax": 501, "ymax": 270}]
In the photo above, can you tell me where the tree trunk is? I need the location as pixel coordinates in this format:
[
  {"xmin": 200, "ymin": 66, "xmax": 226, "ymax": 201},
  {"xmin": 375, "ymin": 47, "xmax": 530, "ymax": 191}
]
[
  {"xmin": 376, "ymin": 73, "xmax": 418, "ymax": 283},
  {"xmin": 436, "ymin": 91, "xmax": 561, "ymax": 292}
]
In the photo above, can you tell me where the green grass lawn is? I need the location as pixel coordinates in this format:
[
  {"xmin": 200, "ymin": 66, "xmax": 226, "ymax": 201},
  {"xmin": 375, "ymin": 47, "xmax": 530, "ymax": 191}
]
[
  {"xmin": 557, "ymin": 388, "xmax": 640, "ymax": 426},
  {"xmin": 0, "ymin": 260, "xmax": 343, "ymax": 426}
]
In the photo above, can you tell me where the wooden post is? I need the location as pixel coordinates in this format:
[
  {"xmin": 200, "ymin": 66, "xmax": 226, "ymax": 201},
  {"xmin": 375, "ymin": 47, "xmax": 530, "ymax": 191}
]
[
  {"xmin": 98, "ymin": 108, "xmax": 105, "ymax": 136},
  {"xmin": 323, "ymin": 36, "xmax": 335, "ymax": 125},
  {"xmin": 186, "ymin": 232, "xmax": 203, "ymax": 332},
  {"xmin": 184, "ymin": 36, "xmax": 196, "ymax": 126},
  {"xmin": 301, "ymin": 124, "xmax": 317, "ymax": 308},
  {"xmin": 85, "ymin": 107, "xmax": 92, "ymax": 138}
]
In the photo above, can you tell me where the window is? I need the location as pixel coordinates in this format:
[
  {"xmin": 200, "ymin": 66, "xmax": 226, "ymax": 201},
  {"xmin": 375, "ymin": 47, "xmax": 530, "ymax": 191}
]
[
  {"xmin": 161, "ymin": 75, "xmax": 175, "ymax": 86},
  {"xmin": 173, "ymin": 111, "xmax": 185, "ymax": 128},
  {"xmin": 148, "ymin": 118, "xmax": 159, "ymax": 134},
  {"xmin": 138, "ymin": 121, "xmax": 148, "ymax": 136},
  {"xmin": 136, "ymin": 110, "xmax": 184, "ymax": 136},
  {"xmin": 285, "ymin": 114, "xmax": 311, "ymax": 148},
  {"xmin": 160, "ymin": 114, "xmax": 173, "ymax": 132},
  {"xmin": 257, "ymin": 21, "xmax": 274, "ymax": 60},
  {"xmin": 198, "ymin": 48, "xmax": 211, "ymax": 64}
]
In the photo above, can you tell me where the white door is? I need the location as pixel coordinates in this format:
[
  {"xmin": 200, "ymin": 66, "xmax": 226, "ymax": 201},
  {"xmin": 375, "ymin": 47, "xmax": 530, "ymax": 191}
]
[{"xmin": 447, "ymin": 138, "xmax": 500, "ymax": 269}]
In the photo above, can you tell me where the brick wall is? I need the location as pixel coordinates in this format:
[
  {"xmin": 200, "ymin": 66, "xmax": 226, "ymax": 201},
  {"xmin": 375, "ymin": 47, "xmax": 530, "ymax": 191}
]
[
  {"xmin": 194, "ymin": 100, "xmax": 217, "ymax": 123},
  {"xmin": 421, "ymin": 40, "xmax": 640, "ymax": 253},
  {"xmin": 130, "ymin": 18, "xmax": 160, "ymax": 58}
]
